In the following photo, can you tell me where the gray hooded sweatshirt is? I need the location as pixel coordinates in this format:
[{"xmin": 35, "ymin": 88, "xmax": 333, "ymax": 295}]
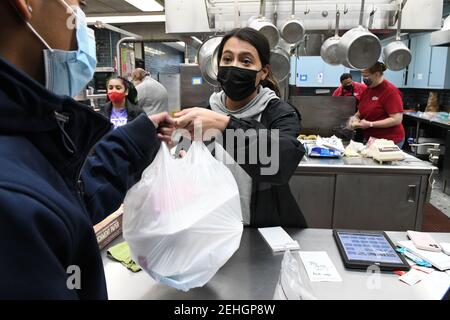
[{"xmin": 209, "ymin": 87, "xmax": 279, "ymax": 225}]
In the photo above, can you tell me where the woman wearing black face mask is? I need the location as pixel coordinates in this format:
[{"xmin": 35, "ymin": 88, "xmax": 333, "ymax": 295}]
[
  {"xmin": 174, "ymin": 28, "xmax": 307, "ymax": 228},
  {"xmin": 349, "ymin": 61, "xmax": 405, "ymax": 148}
]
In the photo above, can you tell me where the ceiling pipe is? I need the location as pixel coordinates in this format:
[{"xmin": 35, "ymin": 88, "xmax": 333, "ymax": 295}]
[
  {"xmin": 116, "ymin": 36, "xmax": 143, "ymax": 76},
  {"xmin": 89, "ymin": 21, "xmax": 143, "ymax": 39}
]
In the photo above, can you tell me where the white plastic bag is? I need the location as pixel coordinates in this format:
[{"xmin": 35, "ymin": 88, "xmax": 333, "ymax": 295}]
[
  {"xmin": 123, "ymin": 141, "xmax": 243, "ymax": 291},
  {"xmin": 273, "ymin": 250, "xmax": 316, "ymax": 300}
]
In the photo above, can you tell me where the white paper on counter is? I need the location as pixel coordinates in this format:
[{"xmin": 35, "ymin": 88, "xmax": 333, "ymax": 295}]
[
  {"xmin": 399, "ymin": 269, "xmax": 426, "ymax": 286},
  {"xmin": 258, "ymin": 227, "xmax": 300, "ymax": 252},
  {"xmin": 299, "ymin": 251, "xmax": 342, "ymax": 282}
]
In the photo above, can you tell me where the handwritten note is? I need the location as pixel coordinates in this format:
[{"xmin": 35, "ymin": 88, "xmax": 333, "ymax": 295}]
[{"xmin": 299, "ymin": 252, "xmax": 342, "ymax": 282}]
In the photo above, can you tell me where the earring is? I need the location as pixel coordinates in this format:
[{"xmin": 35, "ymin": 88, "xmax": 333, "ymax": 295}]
[{"xmin": 27, "ymin": 2, "xmax": 33, "ymax": 13}]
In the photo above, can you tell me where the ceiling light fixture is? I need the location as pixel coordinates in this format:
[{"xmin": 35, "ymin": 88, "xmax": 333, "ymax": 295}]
[
  {"xmin": 86, "ymin": 15, "xmax": 166, "ymax": 24},
  {"xmin": 124, "ymin": 0, "xmax": 164, "ymax": 12}
]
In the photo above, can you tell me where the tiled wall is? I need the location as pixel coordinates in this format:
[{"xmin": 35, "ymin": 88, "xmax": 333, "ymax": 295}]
[
  {"xmin": 93, "ymin": 28, "xmax": 185, "ymax": 78},
  {"xmin": 143, "ymin": 42, "xmax": 183, "ymax": 79},
  {"xmin": 93, "ymin": 28, "xmax": 122, "ymax": 68}
]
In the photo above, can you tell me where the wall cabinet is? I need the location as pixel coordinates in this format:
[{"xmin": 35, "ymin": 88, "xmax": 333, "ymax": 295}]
[
  {"xmin": 295, "ymin": 56, "xmax": 349, "ymax": 87},
  {"xmin": 407, "ymin": 33, "xmax": 450, "ymax": 89}
]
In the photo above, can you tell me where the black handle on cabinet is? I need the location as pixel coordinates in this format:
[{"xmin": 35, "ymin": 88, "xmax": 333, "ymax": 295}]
[{"xmin": 407, "ymin": 185, "xmax": 417, "ymax": 203}]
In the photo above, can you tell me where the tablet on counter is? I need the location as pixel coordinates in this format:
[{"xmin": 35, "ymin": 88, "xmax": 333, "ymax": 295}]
[{"xmin": 333, "ymin": 229, "xmax": 410, "ymax": 271}]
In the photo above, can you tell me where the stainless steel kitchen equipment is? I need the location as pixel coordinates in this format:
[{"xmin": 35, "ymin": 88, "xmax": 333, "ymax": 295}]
[
  {"xmin": 382, "ymin": 3, "xmax": 412, "ymax": 71},
  {"xmin": 289, "ymin": 96, "xmax": 357, "ymax": 138},
  {"xmin": 167, "ymin": 0, "xmax": 443, "ymax": 35},
  {"xmin": 159, "ymin": 73, "xmax": 181, "ymax": 111},
  {"xmin": 280, "ymin": 0, "xmax": 305, "ymax": 44},
  {"xmin": 270, "ymin": 44, "xmax": 291, "ymax": 82},
  {"xmin": 248, "ymin": 0, "xmax": 280, "ymax": 49},
  {"xmin": 337, "ymin": 0, "xmax": 382, "ymax": 70},
  {"xmin": 408, "ymin": 142, "xmax": 442, "ymax": 165},
  {"xmin": 180, "ymin": 64, "xmax": 216, "ymax": 109},
  {"xmin": 197, "ymin": 36, "xmax": 222, "ymax": 86},
  {"xmin": 320, "ymin": 10, "xmax": 342, "ymax": 66},
  {"xmin": 290, "ymin": 155, "xmax": 436, "ymax": 231},
  {"xmin": 92, "ymin": 67, "xmax": 115, "ymax": 94}
]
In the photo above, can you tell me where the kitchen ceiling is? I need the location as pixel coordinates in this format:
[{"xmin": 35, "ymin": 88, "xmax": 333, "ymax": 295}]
[{"xmin": 85, "ymin": 0, "xmax": 165, "ymax": 15}]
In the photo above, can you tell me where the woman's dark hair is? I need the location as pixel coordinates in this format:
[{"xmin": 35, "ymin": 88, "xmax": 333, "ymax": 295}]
[
  {"xmin": 216, "ymin": 27, "xmax": 281, "ymax": 97},
  {"xmin": 340, "ymin": 73, "xmax": 352, "ymax": 82},
  {"xmin": 367, "ymin": 61, "xmax": 387, "ymax": 75},
  {"xmin": 106, "ymin": 76, "xmax": 138, "ymax": 105}
]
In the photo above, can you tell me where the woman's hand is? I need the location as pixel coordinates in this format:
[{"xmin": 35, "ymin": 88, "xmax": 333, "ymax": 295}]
[
  {"xmin": 174, "ymin": 107, "xmax": 230, "ymax": 140},
  {"xmin": 356, "ymin": 119, "xmax": 372, "ymax": 129},
  {"xmin": 149, "ymin": 112, "xmax": 176, "ymax": 146},
  {"xmin": 347, "ymin": 115, "xmax": 361, "ymax": 130}
]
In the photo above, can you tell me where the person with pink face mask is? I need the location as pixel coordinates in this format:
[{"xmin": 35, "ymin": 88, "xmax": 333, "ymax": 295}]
[{"xmin": 99, "ymin": 76, "xmax": 145, "ymax": 129}]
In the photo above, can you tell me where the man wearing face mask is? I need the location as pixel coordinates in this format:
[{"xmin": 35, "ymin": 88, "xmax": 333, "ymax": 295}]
[
  {"xmin": 332, "ymin": 73, "xmax": 367, "ymax": 101},
  {"xmin": 350, "ymin": 61, "xmax": 405, "ymax": 148},
  {"xmin": 0, "ymin": 0, "xmax": 174, "ymax": 299}
]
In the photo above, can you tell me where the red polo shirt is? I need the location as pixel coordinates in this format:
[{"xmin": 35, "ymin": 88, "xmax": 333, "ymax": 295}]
[
  {"xmin": 357, "ymin": 80, "xmax": 405, "ymax": 144},
  {"xmin": 332, "ymin": 82, "xmax": 367, "ymax": 100}
]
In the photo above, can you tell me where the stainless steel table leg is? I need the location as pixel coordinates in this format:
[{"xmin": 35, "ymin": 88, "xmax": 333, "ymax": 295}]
[{"xmin": 414, "ymin": 120, "xmax": 420, "ymax": 156}]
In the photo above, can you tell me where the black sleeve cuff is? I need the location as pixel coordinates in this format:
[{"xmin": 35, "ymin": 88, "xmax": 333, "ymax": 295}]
[{"xmin": 117, "ymin": 114, "xmax": 160, "ymax": 163}]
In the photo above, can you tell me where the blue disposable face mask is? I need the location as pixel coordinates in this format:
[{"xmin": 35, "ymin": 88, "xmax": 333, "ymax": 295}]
[{"xmin": 24, "ymin": 0, "xmax": 97, "ymax": 97}]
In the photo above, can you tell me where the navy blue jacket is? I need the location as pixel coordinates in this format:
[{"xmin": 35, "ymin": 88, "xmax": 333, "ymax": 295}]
[{"xmin": 0, "ymin": 56, "xmax": 160, "ymax": 299}]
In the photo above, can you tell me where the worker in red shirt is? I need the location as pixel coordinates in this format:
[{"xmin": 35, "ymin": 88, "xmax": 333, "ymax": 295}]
[
  {"xmin": 350, "ymin": 62, "xmax": 405, "ymax": 148},
  {"xmin": 332, "ymin": 73, "xmax": 367, "ymax": 101}
]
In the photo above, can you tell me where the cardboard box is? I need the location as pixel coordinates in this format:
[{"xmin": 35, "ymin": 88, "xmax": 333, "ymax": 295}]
[{"xmin": 94, "ymin": 205, "xmax": 123, "ymax": 250}]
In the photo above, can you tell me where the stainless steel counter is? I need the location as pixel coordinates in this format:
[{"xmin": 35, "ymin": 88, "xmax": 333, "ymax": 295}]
[
  {"xmin": 102, "ymin": 229, "xmax": 450, "ymax": 300},
  {"xmin": 297, "ymin": 153, "xmax": 437, "ymax": 175},
  {"xmin": 291, "ymin": 153, "xmax": 436, "ymax": 230}
]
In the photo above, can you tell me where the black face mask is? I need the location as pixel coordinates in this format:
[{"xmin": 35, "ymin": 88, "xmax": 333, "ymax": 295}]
[
  {"xmin": 343, "ymin": 84, "xmax": 353, "ymax": 91},
  {"xmin": 363, "ymin": 77, "xmax": 373, "ymax": 86},
  {"xmin": 217, "ymin": 66, "xmax": 260, "ymax": 101}
]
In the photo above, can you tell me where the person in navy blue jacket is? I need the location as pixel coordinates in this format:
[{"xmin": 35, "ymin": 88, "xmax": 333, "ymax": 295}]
[{"xmin": 0, "ymin": 0, "xmax": 174, "ymax": 299}]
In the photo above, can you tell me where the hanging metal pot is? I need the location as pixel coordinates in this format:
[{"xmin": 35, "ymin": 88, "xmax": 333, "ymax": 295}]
[
  {"xmin": 337, "ymin": 0, "xmax": 381, "ymax": 70},
  {"xmin": 280, "ymin": 0, "xmax": 305, "ymax": 44},
  {"xmin": 270, "ymin": 43, "xmax": 291, "ymax": 82},
  {"xmin": 382, "ymin": 3, "xmax": 411, "ymax": 71},
  {"xmin": 320, "ymin": 10, "xmax": 342, "ymax": 66},
  {"xmin": 248, "ymin": 0, "xmax": 280, "ymax": 49},
  {"xmin": 197, "ymin": 36, "xmax": 223, "ymax": 86}
]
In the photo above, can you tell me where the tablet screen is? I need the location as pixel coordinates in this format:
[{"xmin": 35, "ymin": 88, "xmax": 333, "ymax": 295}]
[{"xmin": 337, "ymin": 232, "xmax": 403, "ymax": 264}]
